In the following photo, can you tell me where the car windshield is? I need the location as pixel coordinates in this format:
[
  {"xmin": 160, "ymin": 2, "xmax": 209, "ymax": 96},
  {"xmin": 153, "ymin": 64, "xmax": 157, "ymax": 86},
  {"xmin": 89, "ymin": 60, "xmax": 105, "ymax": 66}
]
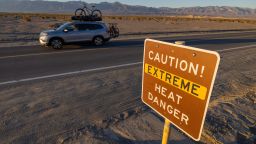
[{"xmin": 56, "ymin": 23, "xmax": 71, "ymax": 31}]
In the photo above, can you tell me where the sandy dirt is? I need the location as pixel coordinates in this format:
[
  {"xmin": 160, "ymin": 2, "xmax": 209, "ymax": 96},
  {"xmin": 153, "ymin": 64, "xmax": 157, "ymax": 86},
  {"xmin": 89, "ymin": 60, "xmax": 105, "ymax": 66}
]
[
  {"xmin": 1, "ymin": 15, "xmax": 256, "ymax": 47},
  {"xmin": 0, "ymin": 47, "xmax": 255, "ymax": 144}
]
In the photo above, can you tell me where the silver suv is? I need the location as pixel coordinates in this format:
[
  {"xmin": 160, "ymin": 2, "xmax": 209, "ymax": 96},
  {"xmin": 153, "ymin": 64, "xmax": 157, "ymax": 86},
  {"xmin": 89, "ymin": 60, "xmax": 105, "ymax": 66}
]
[{"xmin": 39, "ymin": 21, "xmax": 111, "ymax": 49}]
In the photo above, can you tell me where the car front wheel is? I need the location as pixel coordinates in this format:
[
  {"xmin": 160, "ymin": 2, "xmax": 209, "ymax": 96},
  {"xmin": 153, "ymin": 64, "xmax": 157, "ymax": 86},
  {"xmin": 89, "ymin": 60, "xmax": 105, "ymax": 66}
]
[
  {"xmin": 93, "ymin": 36, "xmax": 104, "ymax": 46},
  {"xmin": 50, "ymin": 39, "xmax": 63, "ymax": 49}
]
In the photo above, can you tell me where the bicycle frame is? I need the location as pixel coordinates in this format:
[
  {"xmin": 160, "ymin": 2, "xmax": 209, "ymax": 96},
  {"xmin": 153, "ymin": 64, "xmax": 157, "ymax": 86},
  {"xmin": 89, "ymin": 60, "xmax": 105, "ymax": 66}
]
[
  {"xmin": 82, "ymin": 5, "xmax": 95, "ymax": 16},
  {"xmin": 75, "ymin": 3, "xmax": 102, "ymax": 18}
]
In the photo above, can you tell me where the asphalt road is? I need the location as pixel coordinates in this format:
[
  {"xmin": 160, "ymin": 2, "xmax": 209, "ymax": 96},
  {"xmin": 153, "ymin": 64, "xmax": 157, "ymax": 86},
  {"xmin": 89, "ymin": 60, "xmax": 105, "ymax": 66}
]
[{"xmin": 0, "ymin": 31, "xmax": 256, "ymax": 85}]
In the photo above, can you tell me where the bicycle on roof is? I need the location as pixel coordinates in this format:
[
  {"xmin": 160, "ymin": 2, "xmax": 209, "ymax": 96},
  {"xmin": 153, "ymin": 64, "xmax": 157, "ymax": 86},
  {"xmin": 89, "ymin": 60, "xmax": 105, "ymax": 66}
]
[{"xmin": 75, "ymin": 2, "xmax": 102, "ymax": 19}]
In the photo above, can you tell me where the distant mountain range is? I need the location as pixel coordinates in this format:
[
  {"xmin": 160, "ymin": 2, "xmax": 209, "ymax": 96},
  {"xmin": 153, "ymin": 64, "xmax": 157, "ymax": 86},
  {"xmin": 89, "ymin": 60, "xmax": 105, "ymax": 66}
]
[{"xmin": 0, "ymin": 0, "xmax": 256, "ymax": 18}]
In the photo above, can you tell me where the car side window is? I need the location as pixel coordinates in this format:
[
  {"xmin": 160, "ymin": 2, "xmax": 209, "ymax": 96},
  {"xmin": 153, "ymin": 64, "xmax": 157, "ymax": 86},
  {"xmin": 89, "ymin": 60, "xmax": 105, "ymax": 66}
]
[
  {"xmin": 65, "ymin": 24, "xmax": 77, "ymax": 31},
  {"xmin": 86, "ymin": 24, "xmax": 103, "ymax": 30},
  {"xmin": 93, "ymin": 24, "xmax": 103, "ymax": 30},
  {"xmin": 73, "ymin": 24, "xmax": 104, "ymax": 31},
  {"xmin": 75, "ymin": 24, "xmax": 88, "ymax": 31}
]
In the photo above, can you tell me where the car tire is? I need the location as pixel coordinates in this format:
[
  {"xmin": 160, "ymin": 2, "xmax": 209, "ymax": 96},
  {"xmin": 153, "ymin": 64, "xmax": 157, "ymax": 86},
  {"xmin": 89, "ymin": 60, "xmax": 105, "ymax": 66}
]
[
  {"xmin": 93, "ymin": 36, "xmax": 104, "ymax": 46},
  {"xmin": 50, "ymin": 38, "xmax": 63, "ymax": 49}
]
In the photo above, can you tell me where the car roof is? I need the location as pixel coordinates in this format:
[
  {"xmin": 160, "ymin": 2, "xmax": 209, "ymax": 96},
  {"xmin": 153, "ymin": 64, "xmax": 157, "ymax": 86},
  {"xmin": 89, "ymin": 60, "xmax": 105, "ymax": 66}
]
[{"xmin": 70, "ymin": 21, "xmax": 106, "ymax": 25}]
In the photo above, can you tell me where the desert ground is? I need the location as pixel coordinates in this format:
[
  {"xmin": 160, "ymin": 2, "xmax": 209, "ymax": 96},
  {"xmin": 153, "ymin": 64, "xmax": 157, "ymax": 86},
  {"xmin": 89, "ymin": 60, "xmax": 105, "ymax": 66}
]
[
  {"xmin": 0, "ymin": 47, "xmax": 255, "ymax": 144},
  {"xmin": 0, "ymin": 13, "xmax": 255, "ymax": 144}
]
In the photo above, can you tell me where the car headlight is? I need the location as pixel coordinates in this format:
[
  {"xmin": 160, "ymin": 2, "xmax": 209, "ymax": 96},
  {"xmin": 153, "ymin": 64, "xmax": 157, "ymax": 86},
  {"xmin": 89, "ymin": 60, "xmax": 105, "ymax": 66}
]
[{"xmin": 40, "ymin": 32, "xmax": 48, "ymax": 37}]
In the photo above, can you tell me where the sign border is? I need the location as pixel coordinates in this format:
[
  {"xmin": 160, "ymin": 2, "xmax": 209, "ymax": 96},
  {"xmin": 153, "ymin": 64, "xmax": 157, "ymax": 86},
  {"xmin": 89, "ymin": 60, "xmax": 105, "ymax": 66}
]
[{"xmin": 141, "ymin": 39, "xmax": 220, "ymax": 141}]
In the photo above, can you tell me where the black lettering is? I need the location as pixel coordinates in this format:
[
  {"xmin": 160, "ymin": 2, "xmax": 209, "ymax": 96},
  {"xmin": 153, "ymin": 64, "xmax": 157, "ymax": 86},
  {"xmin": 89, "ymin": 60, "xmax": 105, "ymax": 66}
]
[
  {"xmin": 160, "ymin": 70, "xmax": 165, "ymax": 79},
  {"xmin": 180, "ymin": 79, "xmax": 190, "ymax": 92},
  {"xmin": 147, "ymin": 65, "xmax": 152, "ymax": 74},
  {"xmin": 153, "ymin": 67, "xmax": 158, "ymax": 77},
  {"xmin": 173, "ymin": 76, "xmax": 180, "ymax": 87},
  {"xmin": 191, "ymin": 84, "xmax": 200, "ymax": 96},
  {"xmin": 165, "ymin": 73, "xmax": 172, "ymax": 83}
]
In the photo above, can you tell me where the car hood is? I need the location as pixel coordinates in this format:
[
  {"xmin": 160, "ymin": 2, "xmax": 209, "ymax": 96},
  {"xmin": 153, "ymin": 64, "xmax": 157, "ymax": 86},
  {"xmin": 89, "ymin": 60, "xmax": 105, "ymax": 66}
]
[{"xmin": 42, "ymin": 29, "xmax": 56, "ymax": 34}]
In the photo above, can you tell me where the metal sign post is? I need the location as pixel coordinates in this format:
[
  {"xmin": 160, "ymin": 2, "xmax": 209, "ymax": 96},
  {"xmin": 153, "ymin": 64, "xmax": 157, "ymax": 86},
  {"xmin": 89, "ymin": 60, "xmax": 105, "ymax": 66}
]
[{"xmin": 162, "ymin": 119, "xmax": 171, "ymax": 144}]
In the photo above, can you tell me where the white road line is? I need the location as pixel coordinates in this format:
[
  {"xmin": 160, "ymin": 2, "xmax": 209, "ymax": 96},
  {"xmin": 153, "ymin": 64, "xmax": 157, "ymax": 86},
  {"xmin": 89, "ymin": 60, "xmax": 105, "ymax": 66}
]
[
  {"xmin": 0, "ymin": 48, "xmax": 110, "ymax": 60},
  {"xmin": 113, "ymin": 30, "xmax": 256, "ymax": 41},
  {"xmin": 217, "ymin": 44, "xmax": 256, "ymax": 52},
  {"xmin": 186, "ymin": 35, "xmax": 256, "ymax": 43},
  {"xmin": 0, "ymin": 62, "xmax": 143, "ymax": 86}
]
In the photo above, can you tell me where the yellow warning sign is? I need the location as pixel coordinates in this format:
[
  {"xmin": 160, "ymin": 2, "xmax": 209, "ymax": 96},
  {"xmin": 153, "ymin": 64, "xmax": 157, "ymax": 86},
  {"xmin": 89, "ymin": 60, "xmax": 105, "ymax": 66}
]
[{"xmin": 145, "ymin": 63, "xmax": 207, "ymax": 100}]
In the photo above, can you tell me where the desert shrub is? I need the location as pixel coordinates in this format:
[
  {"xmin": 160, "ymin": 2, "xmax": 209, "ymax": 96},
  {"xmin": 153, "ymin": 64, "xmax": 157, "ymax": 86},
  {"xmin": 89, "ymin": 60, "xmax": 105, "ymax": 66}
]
[
  {"xmin": 45, "ymin": 16, "xmax": 51, "ymax": 19},
  {"xmin": 63, "ymin": 16, "xmax": 70, "ymax": 21},
  {"xmin": 147, "ymin": 17, "xmax": 152, "ymax": 21},
  {"xmin": 128, "ymin": 16, "xmax": 135, "ymax": 21},
  {"xmin": 109, "ymin": 16, "xmax": 116, "ymax": 20},
  {"xmin": 51, "ymin": 16, "xmax": 57, "ymax": 20},
  {"xmin": 61, "ymin": 16, "xmax": 67, "ymax": 20},
  {"xmin": 15, "ymin": 15, "xmax": 21, "ymax": 19},
  {"xmin": 117, "ymin": 16, "xmax": 122, "ymax": 20},
  {"xmin": 23, "ymin": 16, "xmax": 32, "ymax": 22}
]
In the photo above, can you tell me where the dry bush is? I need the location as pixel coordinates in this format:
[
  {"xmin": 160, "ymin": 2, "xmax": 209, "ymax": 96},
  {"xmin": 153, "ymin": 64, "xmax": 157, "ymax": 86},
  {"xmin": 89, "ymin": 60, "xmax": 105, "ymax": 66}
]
[
  {"xmin": 15, "ymin": 15, "xmax": 22, "ymax": 20},
  {"xmin": 23, "ymin": 16, "xmax": 32, "ymax": 22}
]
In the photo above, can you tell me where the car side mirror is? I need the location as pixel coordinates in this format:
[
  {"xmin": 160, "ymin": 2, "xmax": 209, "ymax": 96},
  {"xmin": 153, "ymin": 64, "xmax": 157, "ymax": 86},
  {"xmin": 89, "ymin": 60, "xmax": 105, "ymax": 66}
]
[{"xmin": 63, "ymin": 29, "xmax": 68, "ymax": 33}]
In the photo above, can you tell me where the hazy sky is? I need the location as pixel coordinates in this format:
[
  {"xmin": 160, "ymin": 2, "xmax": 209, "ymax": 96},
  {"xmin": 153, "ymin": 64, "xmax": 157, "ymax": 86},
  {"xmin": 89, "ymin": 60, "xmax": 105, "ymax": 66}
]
[{"xmin": 50, "ymin": 0, "xmax": 256, "ymax": 8}]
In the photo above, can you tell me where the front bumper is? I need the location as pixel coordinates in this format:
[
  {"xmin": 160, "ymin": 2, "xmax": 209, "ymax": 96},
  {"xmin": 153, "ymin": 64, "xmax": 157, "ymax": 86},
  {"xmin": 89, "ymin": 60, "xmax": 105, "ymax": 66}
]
[{"xmin": 39, "ymin": 36, "xmax": 49, "ymax": 46}]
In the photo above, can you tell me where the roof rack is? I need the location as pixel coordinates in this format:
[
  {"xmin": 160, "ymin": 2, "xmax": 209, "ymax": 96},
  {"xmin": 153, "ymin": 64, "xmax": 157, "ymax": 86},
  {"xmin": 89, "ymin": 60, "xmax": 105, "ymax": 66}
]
[{"xmin": 71, "ymin": 16, "xmax": 102, "ymax": 22}]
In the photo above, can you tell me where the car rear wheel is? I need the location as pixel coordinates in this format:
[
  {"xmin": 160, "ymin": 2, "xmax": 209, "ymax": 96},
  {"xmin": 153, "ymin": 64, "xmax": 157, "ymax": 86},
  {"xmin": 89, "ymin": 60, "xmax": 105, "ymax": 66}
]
[
  {"xmin": 50, "ymin": 39, "xmax": 63, "ymax": 49},
  {"xmin": 93, "ymin": 36, "xmax": 104, "ymax": 46}
]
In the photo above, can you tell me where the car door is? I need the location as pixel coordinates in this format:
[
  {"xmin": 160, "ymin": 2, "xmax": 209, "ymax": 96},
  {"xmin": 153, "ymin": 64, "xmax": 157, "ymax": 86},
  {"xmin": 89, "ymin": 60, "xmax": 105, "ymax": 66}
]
[
  {"xmin": 75, "ymin": 24, "xmax": 91, "ymax": 41},
  {"xmin": 61, "ymin": 24, "xmax": 80, "ymax": 43},
  {"xmin": 86, "ymin": 24, "xmax": 104, "ymax": 40}
]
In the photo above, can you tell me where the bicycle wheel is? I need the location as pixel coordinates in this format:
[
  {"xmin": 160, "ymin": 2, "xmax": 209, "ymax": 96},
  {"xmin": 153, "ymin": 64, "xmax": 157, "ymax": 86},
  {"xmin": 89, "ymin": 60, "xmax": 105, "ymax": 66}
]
[
  {"xmin": 114, "ymin": 27, "xmax": 119, "ymax": 37},
  {"xmin": 109, "ymin": 26, "xmax": 114, "ymax": 37},
  {"xmin": 92, "ymin": 10, "xmax": 102, "ymax": 18},
  {"xmin": 75, "ymin": 8, "xmax": 86, "ymax": 16}
]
